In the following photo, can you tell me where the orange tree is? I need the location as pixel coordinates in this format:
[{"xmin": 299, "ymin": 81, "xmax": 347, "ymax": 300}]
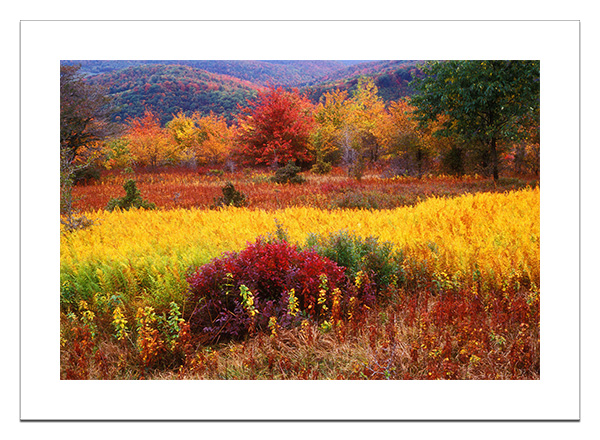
[
  {"xmin": 349, "ymin": 77, "xmax": 389, "ymax": 164},
  {"xmin": 234, "ymin": 87, "xmax": 316, "ymax": 168},
  {"xmin": 385, "ymin": 99, "xmax": 431, "ymax": 176},
  {"xmin": 168, "ymin": 111, "xmax": 234, "ymax": 167},
  {"xmin": 126, "ymin": 109, "xmax": 186, "ymax": 167}
]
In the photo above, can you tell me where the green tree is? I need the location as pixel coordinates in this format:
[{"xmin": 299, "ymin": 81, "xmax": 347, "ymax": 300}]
[
  {"xmin": 409, "ymin": 60, "xmax": 540, "ymax": 180},
  {"xmin": 106, "ymin": 179, "xmax": 156, "ymax": 211}
]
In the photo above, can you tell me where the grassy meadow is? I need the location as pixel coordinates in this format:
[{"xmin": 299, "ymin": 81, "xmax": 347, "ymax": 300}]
[{"xmin": 60, "ymin": 167, "xmax": 540, "ymax": 380}]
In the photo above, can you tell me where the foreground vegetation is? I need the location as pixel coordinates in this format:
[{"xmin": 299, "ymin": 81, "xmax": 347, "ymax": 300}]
[{"xmin": 60, "ymin": 186, "xmax": 539, "ymax": 380}]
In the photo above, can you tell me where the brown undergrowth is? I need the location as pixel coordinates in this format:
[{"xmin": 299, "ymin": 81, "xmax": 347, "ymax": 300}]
[{"xmin": 60, "ymin": 284, "xmax": 539, "ymax": 380}]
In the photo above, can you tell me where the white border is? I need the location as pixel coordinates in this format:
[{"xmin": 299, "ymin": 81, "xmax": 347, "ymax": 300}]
[{"xmin": 20, "ymin": 20, "xmax": 579, "ymax": 421}]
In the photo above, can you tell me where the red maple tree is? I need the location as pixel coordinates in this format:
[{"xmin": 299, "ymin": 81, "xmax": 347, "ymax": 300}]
[{"xmin": 235, "ymin": 87, "xmax": 315, "ymax": 168}]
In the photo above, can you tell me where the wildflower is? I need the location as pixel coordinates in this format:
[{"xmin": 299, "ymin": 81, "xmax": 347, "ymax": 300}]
[
  {"xmin": 317, "ymin": 288, "xmax": 328, "ymax": 312},
  {"xmin": 320, "ymin": 320, "xmax": 332, "ymax": 333},
  {"xmin": 331, "ymin": 288, "xmax": 342, "ymax": 325},
  {"xmin": 287, "ymin": 289, "xmax": 299, "ymax": 317},
  {"xmin": 301, "ymin": 319, "xmax": 310, "ymax": 332},
  {"xmin": 469, "ymin": 354, "xmax": 481, "ymax": 366},
  {"xmin": 268, "ymin": 316, "xmax": 279, "ymax": 337},
  {"xmin": 240, "ymin": 285, "xmax": 258, "ymax": 318},
  {"xmin": 348, "ymin": 296, "xmax": 357, "ymax": 321},
  {"xmin": 112, "ymin": 306, "xmax": 128, "ymax": 341},
  {"xmin": 355, "ymin": 270, "xmax": 364, "ymax": 289}
]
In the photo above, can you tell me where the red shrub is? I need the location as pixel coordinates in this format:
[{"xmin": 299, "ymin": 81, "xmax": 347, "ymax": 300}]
[{"xmin": 185, "ymin": 238, "xmax": 347, "ymax": 341}]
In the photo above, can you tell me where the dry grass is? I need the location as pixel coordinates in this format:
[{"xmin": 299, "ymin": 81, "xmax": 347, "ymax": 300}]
[
  {"xmin": 71, "ymin": 166, "xmax": 538, "ymax": 212},
  {"xmin": 61, "ymin": 286, "xmax": 538, "ymax": 380}
]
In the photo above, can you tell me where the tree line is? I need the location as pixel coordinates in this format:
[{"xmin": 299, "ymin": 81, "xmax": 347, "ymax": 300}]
[{"xmin": 61, "ymin": 60, "xmax": 540, "ymax": 207}]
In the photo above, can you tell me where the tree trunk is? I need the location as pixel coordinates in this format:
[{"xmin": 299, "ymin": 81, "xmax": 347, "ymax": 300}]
[
  {"xmin": 490, "ymin": 137, "xmax": 499, "ymax": 181},
  {"xmin": 416, "ymin": 148, "xmax": 423, "ymax": 178}
]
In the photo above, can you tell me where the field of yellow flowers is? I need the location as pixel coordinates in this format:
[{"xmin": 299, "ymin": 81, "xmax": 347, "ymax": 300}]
[
  {"xmin": 61, "ymin": 188, "xmax": 539, "ymax": 309},
  {"xmin": 60, "ymin": 186, "xmax": 539, "ymax": 380}
]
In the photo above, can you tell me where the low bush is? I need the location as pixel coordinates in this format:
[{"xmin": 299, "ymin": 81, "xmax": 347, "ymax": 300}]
[
  {"xmin": 73, "ymin": 165, "xmax": 102, "ymax": 184},
  {"xmin": 304, "ymin": 230, "xmax": 405, "ymax": 295},
  {"xmin": 271, "ymin": 160, "xmax": 305, "ymax": 184},
  {"xmin": 331, "ymin": 190, "xmax": 382, "ymax": 209},
  {"xmin": 106, "ymin": 179, "xmax": 156, "ymax": 211},
  {"xmin": 206, "ymin": 169, "xmax": 225, "ymax": 177},
  {"xmin": 311, "ymin": 157, "xmax": 333, "ymax": 175},
  {"xmin": 213, "ymin": 182, "xmax": 247, "ymax": 208},
  {"xmin": 185, "ymin": 238, "xmax": 347, "ymax": 341}
]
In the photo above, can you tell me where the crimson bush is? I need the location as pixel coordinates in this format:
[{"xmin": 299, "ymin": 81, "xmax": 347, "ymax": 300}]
[{"xmin": 185, "ymin": 238, "xmax": 347, "ymax": 341}]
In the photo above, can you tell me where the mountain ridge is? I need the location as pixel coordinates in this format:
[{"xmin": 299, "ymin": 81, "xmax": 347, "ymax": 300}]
[{"xmin": 62, "ymin": 60, "xmax": 425, "ymax": 124}]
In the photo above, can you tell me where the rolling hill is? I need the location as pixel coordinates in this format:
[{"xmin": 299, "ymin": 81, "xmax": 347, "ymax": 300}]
[
  {"xmin": 62, "ymin": 60, "xmax": 362, "ymax": 87},
  {"xmin": 301, "ymin": 60, "xmax": 425, "ymax": 102},
  {"xmin": 61, "ymin": 60, "xmax": 427, "ymax": 125},
  {"xmin": 83, "ymin": 63, "xmax": 264, "ymax": 124}
]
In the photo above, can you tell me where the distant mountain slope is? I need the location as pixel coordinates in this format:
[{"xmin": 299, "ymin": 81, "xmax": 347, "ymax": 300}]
[
  {"xmin": 302, "ymin": 60, "xmax": 426, "ymax": 103},
  {"xmin": 188, "ymin": 60, "xmax": 354, "ymax": 86},
  {"xmin": 62, "ymin": 60, "xmax": 428, "ymax": 125},
  {"xmin": 85, "ymin": 64, "xmax": 264, "ymax": 124},
  {"xmin": 62, "ymin": 60, "xmax": 358, "ymax": 87},
  {"xmin": 308, "ymin": 60, "xmax": 420, "ymax": 84}
]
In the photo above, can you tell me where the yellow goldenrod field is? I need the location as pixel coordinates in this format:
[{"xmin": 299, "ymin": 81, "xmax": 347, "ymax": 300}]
[{"xmin": 60, "ymin": 187, "xmax": 539, "ymax": 310}]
